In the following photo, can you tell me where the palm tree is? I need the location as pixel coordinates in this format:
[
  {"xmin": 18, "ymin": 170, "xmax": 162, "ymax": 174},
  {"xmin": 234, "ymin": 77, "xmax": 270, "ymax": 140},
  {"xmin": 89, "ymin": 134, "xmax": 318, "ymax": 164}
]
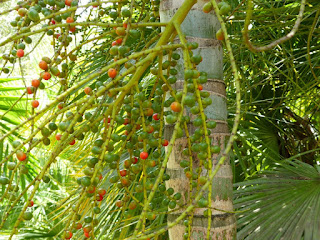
[{"xmin": 160, "ymin": 1, "xmax": 236, "ymax": 239}]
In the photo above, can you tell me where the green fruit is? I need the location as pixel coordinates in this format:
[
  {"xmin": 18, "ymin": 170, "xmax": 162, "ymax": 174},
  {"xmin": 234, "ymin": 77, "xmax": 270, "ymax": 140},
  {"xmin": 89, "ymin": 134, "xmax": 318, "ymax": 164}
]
[
  {"xmin": 43, "ymin": 138, "xmax": 50, "ymax": 146},
  {"xmin": 2, "ymin": 67, "xmax": 9, "ymax": 74},
  {"xmin": 43, "ymin": 175, "xmax": 50, "ymax": 183},
  {"xmin": 168, "ymin": 201, "xmax": 176, "ymax": 209},
  {"xmin": 129, "ymin": 29, "xmax": 140, "ymax": 39},
  {"xmin": 172, "ymin": 52, "xmax": 180, "ymax": 60},
  {"xmin": 198, "ymin": 198, "xmax": 208, "ymax": 207},
  {"xmin": 48, "ymin": 122, "xmax": 58, "ymax": 131},
  {"xmin": 12, "ymin": 140, "xmax": 21, "ymax": 148},
  {"xmin": 91, "ymin": 146, "xmax": 102, "ymax": 155},
  {"xmin": 84, "ymin": 216, "xmax": 93, "ymax": 223},
  {"xmin": 28, "ymin": 9, "xmax": 40, "ymax": 22},
  {"xmin": 41, "ymin": 127, "xmax": 50, "ymax": 137},
  {"xmin": 93, "ymin": 206, "xmax": 101, "ymax": 214},
  {"xmin": 24, "ymin": 36, "xmax": 32, "ymax": 44},
  {"xmin": 58, "ymin": 122, "xmax": 68, "ymax": 131},
  {"xmin": 81, "ymin": 176, "xmax": 91, "ymax": 186},
  {"xmin": 121, "ymin": 8, "xmax": 131, "ymax": 17},
  {"xmin": 23, "ymin": 211, "xmax": 33, "ymax": 220},
  {"xmin": 109, "ymin": 10, "xmax": 118, "ymax": 19},
  {"xmin": 0, "ymin": 176, "xmax": 9, "ymax": 185},
  {"xmin": 7, "ymin": 162, "xmax": 16, "ymax": 170}
]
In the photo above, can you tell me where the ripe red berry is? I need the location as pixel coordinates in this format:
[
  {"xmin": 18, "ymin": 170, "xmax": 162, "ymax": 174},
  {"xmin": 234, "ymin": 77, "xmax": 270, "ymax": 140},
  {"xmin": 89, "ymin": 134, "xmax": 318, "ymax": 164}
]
[
  {"xmin": 108, "ymin": 68, "xmax": 117, "ymax": 78},
  {"xmin": 132, "ymin": 157, "xmax": 138, "ymax": 164},
  {"xmin": 65, "ymin": 0, "xmax": 72, "ymax": 6},
  {"xmin": 16, "ymin": 150, "xmax": 27, "ymax": 161},
  {"xmin": 65, "ymin": 231, "xmax": 73, "ymax": 239},
  {"xmin": 84, "ymin": 87, "xmax": 92, "ymax": 95},
  {"xmin": 75, "ymin": 222, "xmax": 82, "ymax": 229},
  {"xmin": 170, "ymin": 102, "xmax": 182, "ymax": 112},
  {"xmin": 31, "ymin": 100, "xmax": 39, "ymax": 108},
  {"xmin": 42, "ymin": 72, "xmax": 51, "ymax": 80},
  {"xmin": 96, "ymin": 194, "xmax": 103, "ymax": 201},
  {"xmin": 27, "ymin": 86, "xmax": 34, "ymax": 94},
  {"xmin": 69, "ymin": 139, "xmax": 76, "ymax": 145},
  {"xmin": 66, "ymin": 17, "xmax": 74, "ymax": 23},
  {"xmin": 198, "ymin": 84, "xmax": 203, "ymax": 91},
  {"xmin": 98, "ymin": 188, "xmax": 106, "ymax": 196},
  {"xmin": 153, "ymin": 113, "xmax": 160, "ymax": 121},
  {"xmin": 16, "ymin": 49, "xmax": 24, "ymax": 58},
  {"xmin": 120, "ymin": 169, "xmax": 127, "ymax": 177},
  {"xmin": 39, "ymin": 61, "xmax": 48, "ymax": 70},
  {"xmin": 140, "ymin": 152, "xmax": 148, "ymax": 159},
  {"xmin": 162, "ymin": 139, "xmax": 169, "ymax": 146},
  {"xmin": 112, "ymin": 41, "xmax": 117, "ymax": 46},
  {"xmin": 28, "ymin": 200, "xmax": 34, "ymax": 207},
  {"xmin": 31, "ymin": 79, "xmax": 40, "ymax": 88},
  {"xmin": 55, "ymin": 134, "xmax": 62, "ymax": 140},
  {"xmin": 58, "ymin": 102, "xmax": 64, "ymax": 109},
  {"xmin": 116, "ymin": 38, "xmax": 123, "ymax": 45}
]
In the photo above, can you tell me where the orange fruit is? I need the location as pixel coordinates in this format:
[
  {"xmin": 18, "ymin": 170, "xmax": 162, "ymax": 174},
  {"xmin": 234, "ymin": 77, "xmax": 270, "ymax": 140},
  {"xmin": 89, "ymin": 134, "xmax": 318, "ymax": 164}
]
[
  {"xmin": 108, "ymin": 68, "xmax": 117, "ymax": 78},
  {"xmin": 31, "ymin": 100, "xmax": 39, "ymax": 108},
  {"xmin": 31, "ymin": 79, "xmax": 40, "ymax": 88}
]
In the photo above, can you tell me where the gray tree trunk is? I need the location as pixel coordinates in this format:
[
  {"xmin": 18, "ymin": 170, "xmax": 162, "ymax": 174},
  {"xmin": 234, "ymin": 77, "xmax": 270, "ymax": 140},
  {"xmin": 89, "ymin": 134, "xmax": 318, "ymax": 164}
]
[{"xmin": 161, "ymin": 0, "xmax": 236, "ymax": 239}]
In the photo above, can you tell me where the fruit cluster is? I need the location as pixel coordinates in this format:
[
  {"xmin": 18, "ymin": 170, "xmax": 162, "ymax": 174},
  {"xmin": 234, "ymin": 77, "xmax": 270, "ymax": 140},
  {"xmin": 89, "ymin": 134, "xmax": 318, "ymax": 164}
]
[{"xmin": 0, "ymin": 0, "xmax": 232, "ymax": 239}]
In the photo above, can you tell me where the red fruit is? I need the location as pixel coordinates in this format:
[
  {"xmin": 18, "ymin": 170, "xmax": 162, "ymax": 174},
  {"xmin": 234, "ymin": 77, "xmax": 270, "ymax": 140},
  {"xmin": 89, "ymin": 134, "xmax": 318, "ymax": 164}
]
[
  {"xmin": 98, "ymin": 188, "xmax": 106, "ymax": 196},
  {"xmin": 31, "ymin": 100, "xmax": 39, "ymax": 108},
  {"xmin": 65, "ymin": 231, "xmax": 72, "ymax": 239},
  {"xmin": 69, "ymin": 26, "xmax": 76, "ymax": 32},
  {"xmin": 83, "ymin": 225, "xmax": 92, "ymax": 233},
  {"xmin": 120, "ymin": 169, "xmax": 127, "ymax": 177},
  {"xmin": 55, "ymin": 134, "xmax": 62, "ymax": 140},
  {"xmin": 39, "ymin": 61, "xmax": 48, "ymax": 70},
  {"xmin": 58, "ymin": 102, "xmax": 64, "ymax": 109},
  {"xmin": 124, "ymin": 130, "xmax": 129, "ymax": 136},
  {"xmin": 162, "ymin": 139, "xmax": 169, "ymax": 146},
  {"xmin": 65, "ymin": 0, "xmax": 72, "ymax": 6},
  {"xmin": 66, "ymin": 17, "xmax": 74, "ymax": 23},
  {"xmin": 216, "ymin": 28, "xmax": 224, "ymax": 41},
  {"xmin": 116, "ymin": 38, "xmax": 123, "ymax": 45},
  {"xmin": 153, "ymin": 113, "xmax": 160, "ymax": 121},
  {"xmin": 123, "ymin": 118, "xmax": 130, "ymax": 125},
  {"xmin": 108, "ymin": 68, "xmax": 117, "ymax": 78},
  {"xmin": 75, "ymin": 222, "xmax": 82, "ymax": 229},
  {"xmin": 16, "ymin": 49, "xmax": 24, "ymax": 58},
  {"xmin": 140, "ymin": 152, "xmax": 148, "ymax": 159},
  {"xmin": 84, "ymin": 87, "xmax": 92, "ymax": 95},
  {"xmin": 84, "ymin": 232, "xmax": 90, "ymax": 238},
  {"xmin": 28, "ymin": 200, "xmax": 34, "ymax": 207},
  {"xmin": 132, "ymin": 157, "xmax": 138, "ymax": 164},
  {"xmin": 27, "ymin": 86, "xmax": 34, "ymax": 94},
  {"xmin": 198, "ymin": 84, "xmax": 203, "ymax": 91},
  {"xmin": 147, "ymin": 125, "xmax": 154, "ymax": 133},
  {"xmin": 42, "ymin": 72, "xmax": 51, "ymax": 80},
  {"xmin": 87, "ymin": 186, "xmax": 95, "ymax": 194},
  {"xmin": 98, "ymin": 173, "xmax": 103, "ymax": 180},
  {"xmin": 112, "ymin": 41, "xmax": 117, "ymax": 46},
  {"xmin": 123, "ymin": 22, "xmax": 128, "ymax": 28},
  {"xmin": 144, "ymin": 108, "xmax": 153, "ymax": 116},
  {"xmin": 115, "ymin": 200, "xmax": 123, "ymax": 208},
  {"xmin": 51, "ymin": 19, "xmax": 55, "ymax": 24},
  {"xmin": 31, "ymin": 79, "xmax": 40, "ymax": 88},
  {"xmin": 16, "ymin": 150, "xmax": 27, "ymax": 161},
  {"xmin": 69, "ymin": 139, "xmax": 76, "ymax": 145},
  {"xmin": 96, "ymin": 194, "xmax": 103, "ymax": 201},
  {"xmin": 129, "ymin": 201, "xmax": 137, "ymax": 210},
  {"xmin": 170, "ymin": 102, "xmax": 182, "ymax": 112}
]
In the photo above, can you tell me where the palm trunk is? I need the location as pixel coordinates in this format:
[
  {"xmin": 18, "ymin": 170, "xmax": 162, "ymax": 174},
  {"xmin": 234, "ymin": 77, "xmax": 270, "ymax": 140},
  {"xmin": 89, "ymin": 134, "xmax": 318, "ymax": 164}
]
[{"xmin": 161, "ymin": 0, "xmax": 236, "ymax": 239}]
